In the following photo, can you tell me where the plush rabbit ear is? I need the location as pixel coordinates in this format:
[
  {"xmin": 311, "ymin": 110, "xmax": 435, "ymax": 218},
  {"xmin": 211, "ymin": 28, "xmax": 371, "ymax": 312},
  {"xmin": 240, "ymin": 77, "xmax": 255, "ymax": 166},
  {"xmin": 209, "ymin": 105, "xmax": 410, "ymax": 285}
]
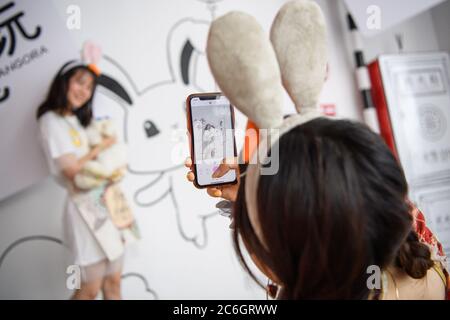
[
  {"xmin": 207, "ymin": 12, "xmax": 284, "ymax": 129},
  {"xmin": 82, "ymin": 41, "xmax": 102, "ymax": 65},
  {"xmin": 270, "ymin": 0, "xmax": 327, "ymax": 113}
]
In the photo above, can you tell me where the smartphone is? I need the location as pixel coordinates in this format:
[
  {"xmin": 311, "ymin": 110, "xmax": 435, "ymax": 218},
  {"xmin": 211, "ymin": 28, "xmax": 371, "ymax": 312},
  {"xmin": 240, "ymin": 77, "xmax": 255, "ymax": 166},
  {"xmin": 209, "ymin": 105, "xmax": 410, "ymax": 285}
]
[{"xmin": 186, "ymin": 93, "xmax": 238, "ymax": 189}]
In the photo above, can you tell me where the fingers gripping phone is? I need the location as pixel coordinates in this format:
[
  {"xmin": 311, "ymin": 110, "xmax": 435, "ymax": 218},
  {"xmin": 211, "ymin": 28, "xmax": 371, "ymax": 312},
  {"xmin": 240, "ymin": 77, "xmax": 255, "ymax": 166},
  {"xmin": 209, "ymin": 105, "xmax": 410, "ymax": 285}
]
[{"xmin": 186, "ymin": 93, "xmax": 238, "ymax": 188}]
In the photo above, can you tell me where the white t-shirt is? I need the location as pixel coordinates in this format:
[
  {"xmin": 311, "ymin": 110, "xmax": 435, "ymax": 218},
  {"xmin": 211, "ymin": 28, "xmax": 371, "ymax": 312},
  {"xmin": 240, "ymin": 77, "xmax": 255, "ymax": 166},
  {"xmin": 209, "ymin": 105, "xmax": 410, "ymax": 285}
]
[{"xmin": 39, "ymin": 111, "xmax": 112, "ymax": 267}]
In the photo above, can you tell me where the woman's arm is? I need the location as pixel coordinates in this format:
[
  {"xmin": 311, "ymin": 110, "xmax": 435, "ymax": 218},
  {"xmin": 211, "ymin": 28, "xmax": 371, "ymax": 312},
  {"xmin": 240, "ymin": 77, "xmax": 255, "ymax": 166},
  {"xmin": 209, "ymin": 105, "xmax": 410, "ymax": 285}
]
[{"xmin": 61, "ymin": 136, "xmax": 116, "ymax": 180}]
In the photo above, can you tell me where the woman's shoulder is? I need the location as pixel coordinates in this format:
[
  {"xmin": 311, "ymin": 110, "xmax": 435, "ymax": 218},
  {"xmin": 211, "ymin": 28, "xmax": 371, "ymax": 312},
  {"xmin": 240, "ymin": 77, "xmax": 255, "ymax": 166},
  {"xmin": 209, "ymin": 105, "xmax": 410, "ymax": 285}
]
[
  {"xmin": 38, "ymin": 111, "xmax": 68, "ymax": 134},
  {"xmin": 383, "ymin": 266, "xmax": 446, "ymax": 300},
  {"xmin": 407, "ymin": 266, "xmax": 446, "ymax": 299},
  {"xmin": 39, "ymin": 110, "xmax": 63, "ymax": 123}
]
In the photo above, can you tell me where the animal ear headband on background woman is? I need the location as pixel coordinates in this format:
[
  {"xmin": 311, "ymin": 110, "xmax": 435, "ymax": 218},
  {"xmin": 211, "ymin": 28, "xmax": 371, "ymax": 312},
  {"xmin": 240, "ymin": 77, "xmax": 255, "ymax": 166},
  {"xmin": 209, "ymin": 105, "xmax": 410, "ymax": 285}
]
[
  {"xmin": 206, "ymin": 0, "xmax": 328, "ymax": 246},
  {"xmin": 59, "ymin": 41, "xmax": 134, "ymax": 106},
  {"xmin": 60, "ymin": 41, "xmax": 102, "ymax": 76}
]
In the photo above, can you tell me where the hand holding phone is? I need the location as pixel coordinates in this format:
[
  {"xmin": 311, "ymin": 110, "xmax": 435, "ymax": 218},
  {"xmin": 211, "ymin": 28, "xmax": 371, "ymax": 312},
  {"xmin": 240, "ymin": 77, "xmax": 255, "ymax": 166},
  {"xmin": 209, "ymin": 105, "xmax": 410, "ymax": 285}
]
[{"xmin": 186, "ymin": 93, "xmax": 238, "ymax": 189}]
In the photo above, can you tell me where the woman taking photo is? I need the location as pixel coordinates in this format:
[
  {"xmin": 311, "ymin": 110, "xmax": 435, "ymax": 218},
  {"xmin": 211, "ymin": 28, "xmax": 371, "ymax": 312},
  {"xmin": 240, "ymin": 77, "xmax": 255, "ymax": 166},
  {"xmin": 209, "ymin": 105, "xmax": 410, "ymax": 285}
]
[
  {"xmin": 37, "ymin": 60, "xmax": 129, "ymax": 300},
  {"xmin": 188, "ymin": 1, "xmax": 449, "ymax": 299},
  {"xmin": 185, "ymin": 118, "xmax": 449, "ymax": 300}
]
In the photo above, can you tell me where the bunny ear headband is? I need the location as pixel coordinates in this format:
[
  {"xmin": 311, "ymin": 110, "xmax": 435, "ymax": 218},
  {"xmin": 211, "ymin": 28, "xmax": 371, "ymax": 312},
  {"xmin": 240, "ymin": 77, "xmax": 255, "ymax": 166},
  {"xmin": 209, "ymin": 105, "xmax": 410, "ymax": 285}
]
[
  {"xmin": 60, "ymin": 41, "xmax": 134, "ymax": 106},
  {"xmin": 206, "ymin": 0, "xmax": 328, "ymax": 247},
  {"xmin": 60, "ymin": 41, "xmax": 102, "ymax": 76}
]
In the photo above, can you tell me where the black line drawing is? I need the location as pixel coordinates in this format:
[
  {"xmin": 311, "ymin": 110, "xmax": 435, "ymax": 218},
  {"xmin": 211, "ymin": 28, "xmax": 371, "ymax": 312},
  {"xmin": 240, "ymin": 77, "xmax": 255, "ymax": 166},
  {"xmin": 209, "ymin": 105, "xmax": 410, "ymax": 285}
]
[
  {"xmin": 0, "ymin": 235, "xmax": 160, "ymax": 299},
  {"xmin": 121, "ymin": 272, "xmax": 159, "ymax": 300},
  {"xmin": 0, "ymin": 235, "xmax": 68, "ymax": 299},
  {"xmin": 0, "ymin": 87, "xmax": 9, "ymax": 103},
  {"xmin": 96, "ymin": 14, "xmax": 224, "ymax": 249},
  {"xmin": 0, "ymin": 235, "xmax": 64, "ymax": 270},
  {"xmin": 196, "ymin": 0, "xmax": 223, "ymax": 20},
  {"xmin": 0, "ymin": 2, "xmax": 226, "ymax": 299}
]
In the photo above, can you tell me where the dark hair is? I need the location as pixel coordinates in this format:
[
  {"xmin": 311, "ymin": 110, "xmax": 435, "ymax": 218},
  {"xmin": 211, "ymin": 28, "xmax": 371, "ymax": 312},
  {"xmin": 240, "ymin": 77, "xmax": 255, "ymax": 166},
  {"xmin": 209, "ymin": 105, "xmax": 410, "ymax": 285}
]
[
  {"xmin": 396, "ymin": 229, "xmax": 434, "ymax": 279},
  {"xmin": 232, "ymin": 118, "xmax": 434, "ymax": 299},
  {"xmin": 36, "ymin": 61, "xmax": 98, "ymax": 127}
]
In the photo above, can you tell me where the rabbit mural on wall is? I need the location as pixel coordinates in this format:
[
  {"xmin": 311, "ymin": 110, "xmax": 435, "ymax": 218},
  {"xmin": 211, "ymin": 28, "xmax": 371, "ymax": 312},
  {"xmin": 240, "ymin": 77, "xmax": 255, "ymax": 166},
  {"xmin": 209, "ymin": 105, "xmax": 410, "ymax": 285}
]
[
  {"xmin": 0, "ymin": 17, "xmax": 221, "ymax": 298},
  {"xmin": 0, "ymin": 1, "xmax": 243, "ymax": 299}
]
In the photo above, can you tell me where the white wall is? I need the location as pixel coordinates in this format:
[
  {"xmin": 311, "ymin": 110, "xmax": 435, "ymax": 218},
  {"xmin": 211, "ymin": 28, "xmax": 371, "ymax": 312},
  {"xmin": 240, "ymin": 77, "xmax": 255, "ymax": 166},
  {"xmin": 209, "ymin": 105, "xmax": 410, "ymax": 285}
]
[
  {"xmin": 358, "ymin": 7, "xmax": 440, "ymax": 61},
  {"xmin": 338, "ymin": 0, "xmax": 449, "ymax": 63},
  {"xmin": 0, "ymin": 1, "xmax": 79, "ymax": 201}
]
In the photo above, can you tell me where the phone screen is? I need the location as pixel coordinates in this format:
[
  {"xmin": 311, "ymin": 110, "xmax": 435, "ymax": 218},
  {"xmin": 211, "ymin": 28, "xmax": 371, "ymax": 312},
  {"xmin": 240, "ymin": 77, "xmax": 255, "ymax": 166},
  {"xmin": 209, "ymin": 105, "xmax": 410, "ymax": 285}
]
[{"xmin": 189, "ymin": 94, "xmax": 237, "ymax": 187}]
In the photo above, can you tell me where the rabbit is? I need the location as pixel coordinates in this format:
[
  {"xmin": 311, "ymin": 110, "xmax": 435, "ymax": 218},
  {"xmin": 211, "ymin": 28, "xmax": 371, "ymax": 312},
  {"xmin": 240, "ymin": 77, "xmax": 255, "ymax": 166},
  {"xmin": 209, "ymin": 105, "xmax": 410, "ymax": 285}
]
[{"xmin": 95, "ymin": 18, "xmax": 221, "ymax": 248}]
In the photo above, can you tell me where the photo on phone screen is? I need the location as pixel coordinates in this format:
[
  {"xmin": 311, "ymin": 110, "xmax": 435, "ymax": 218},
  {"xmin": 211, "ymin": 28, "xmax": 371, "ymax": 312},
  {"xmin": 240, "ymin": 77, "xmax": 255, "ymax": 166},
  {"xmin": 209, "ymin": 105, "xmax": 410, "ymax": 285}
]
[{"xmin": 188, "ymin": 93, "xmax": 237, "ymax": 188}]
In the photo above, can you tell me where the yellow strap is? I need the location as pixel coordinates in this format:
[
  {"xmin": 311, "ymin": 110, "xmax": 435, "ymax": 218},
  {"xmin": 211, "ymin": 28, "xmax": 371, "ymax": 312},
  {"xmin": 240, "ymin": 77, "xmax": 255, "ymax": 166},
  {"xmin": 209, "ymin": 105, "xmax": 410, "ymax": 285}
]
[{"xmin": 432, "ymin": 263, "xmax": 447, "ymax": 287}]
